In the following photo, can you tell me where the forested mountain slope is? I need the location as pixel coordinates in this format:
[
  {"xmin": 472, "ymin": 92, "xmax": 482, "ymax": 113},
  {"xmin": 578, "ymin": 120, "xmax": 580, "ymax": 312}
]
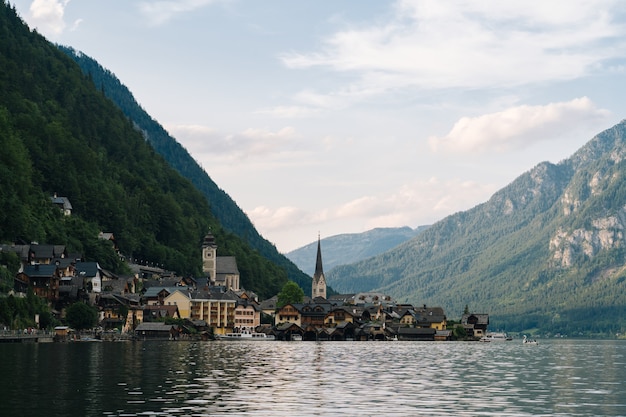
[
  {"xmin": 329, "ymin": 121, "xmax": 626, "ymax": 334},
  {"xmin": 286, "ymin": 227, "xmax": 427, "ymax": 276},
  {"xmin": 57, "ymin": 46, "xmax": 313, "ymax": 294},
  {"xmin": 0, "ymin": 2, "xmax": 288, "ymax": 298}
]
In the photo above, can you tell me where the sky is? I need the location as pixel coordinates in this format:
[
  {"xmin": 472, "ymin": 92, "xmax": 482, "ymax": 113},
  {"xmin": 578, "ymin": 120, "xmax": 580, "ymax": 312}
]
[{"xmin": 11, "ymin": 0, "xmax": 626, "ymax": 253}]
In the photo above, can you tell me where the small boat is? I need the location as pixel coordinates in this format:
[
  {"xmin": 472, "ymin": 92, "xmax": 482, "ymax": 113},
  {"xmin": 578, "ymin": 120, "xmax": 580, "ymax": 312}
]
[
  {"xmin": 480, "ymin": 332, "xmax": 513, "ymax": 342},
  {"xmin": 216, "ymin": 331, "xmax": 275, "ymax": 341},
  {"xmin": 522, "ymin": 335, "xmax": 538, "ymax": 345}
]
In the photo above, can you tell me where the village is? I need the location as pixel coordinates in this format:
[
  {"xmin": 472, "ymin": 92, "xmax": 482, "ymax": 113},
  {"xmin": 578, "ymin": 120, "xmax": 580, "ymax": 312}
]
[{"xmin": 1, "ymin": 199, "xmax": 490, "ymax": 342}]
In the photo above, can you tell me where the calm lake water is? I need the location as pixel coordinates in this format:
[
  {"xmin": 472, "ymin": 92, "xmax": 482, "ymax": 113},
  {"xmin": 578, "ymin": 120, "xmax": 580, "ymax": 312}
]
[{"xmin": 1, "ymin": 339, "xmax": 625, "ymax": 416}]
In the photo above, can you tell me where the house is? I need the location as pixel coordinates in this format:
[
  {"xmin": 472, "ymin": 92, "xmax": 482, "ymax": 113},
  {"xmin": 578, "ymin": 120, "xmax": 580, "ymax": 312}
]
[
  {"xmin": 51, "ymin": 194, "xmax": 72, "ymax": 216},
  {"xmin": 413, "ymin": 305, "xmax": 447, "ymax": 330},
  {"xmin": 15, "ymin": 264, "xmax": 60, "ymax": 302},
  {"xmin": 143, "ymin": 304, "xmax": 180, "ymax": 321},
  {"xmin": 97, "ymin": 293, "xmax": 140, "ymax": 330},
  {"xmin": 275, "ymin": 303, "xmax": 302, "ymax": 327},
  {"xmin": 325, "ymin": 306, "xmax": 361, "ymax": 328},
  {"xmin": 300, "ymin": 301, "xmax": 332, "ymax": 328},
  {"xmin": 260, "ymin": 295, "xmax": 278, "ymax": 319},
  {"xmin": 134, "ymin": 322, "xmax": 179, "ymax": 340},
  {"xmin": 234, "ymin": 299, "xmax": 261, "ymax": 333},
  {"xmin": 142, "ymin": 286, "xmax": 185, "ymax": 306},
  {"xmin": 274, "ymin": 322, "xmax": 303, "ymax": 341},
  {"xmin": 75, "ymin": 261, "xmax": 102, "ymax": 296},
  {"xmin": 461, "ymin": 313, "xmax": 489, "ymax": 338},
  {"xmin": 329, "ymin": 322, "xmax": 357, "ymax": 341},
  {"xmin": 163, "ymin": 289, "xmax": 192, "ymax": 319}
]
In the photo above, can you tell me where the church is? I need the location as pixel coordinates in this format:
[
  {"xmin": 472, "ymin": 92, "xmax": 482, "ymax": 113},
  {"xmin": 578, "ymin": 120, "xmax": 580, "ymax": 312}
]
[
  {"xmin": 201, "ymin": 232, "xmax": 240, "ymax": 291},
  {"xmin": 311, "ymin": 235, "xmax": 327, "ymax": 299}
]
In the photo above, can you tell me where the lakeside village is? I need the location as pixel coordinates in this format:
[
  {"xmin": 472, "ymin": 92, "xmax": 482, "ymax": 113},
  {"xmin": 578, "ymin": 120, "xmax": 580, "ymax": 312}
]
[{"xmin": 1, "ymin": 200, "xmax": 492, "ymax": 343}]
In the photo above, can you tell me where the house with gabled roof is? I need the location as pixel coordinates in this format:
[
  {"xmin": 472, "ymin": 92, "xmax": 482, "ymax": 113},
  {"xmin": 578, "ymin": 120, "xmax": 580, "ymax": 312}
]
[
  {"xmin": 275, "ymin": 303, "xmax": 302, "ymax": 327},
  {"xmin": 51, "ymin": 193, "xmax": 72, "ymax": 216},
  {"xmin": 163, "ymin": 289, "xmax": 192, "ymax": 319},
  {"xmin": 15, "ymin": 264, "xmax": 60, "ymax": 302},
  {"xmin": 234, "ymin": 298, "xmax": 261, "ymax": 333},
  {"xmin": 461, "ymin": 313, "xmax": 489, "ymax": 338},
  {"xmin": 325, "ymin": 305, "xmax": 362, "ymax": 328},
  {"xmin": 75, "ymin": 261, "xmax": 102, "ymax": 297}
]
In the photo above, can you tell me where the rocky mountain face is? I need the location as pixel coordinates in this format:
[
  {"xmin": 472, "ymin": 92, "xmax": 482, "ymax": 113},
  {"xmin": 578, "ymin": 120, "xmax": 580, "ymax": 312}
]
[
  {"xmin": 328, "ymin": 120, "xmax": 626, "ymax": 334},
  {"xmin": 286, "ymin": 226, "xmax": 427, "ymax": 276}
]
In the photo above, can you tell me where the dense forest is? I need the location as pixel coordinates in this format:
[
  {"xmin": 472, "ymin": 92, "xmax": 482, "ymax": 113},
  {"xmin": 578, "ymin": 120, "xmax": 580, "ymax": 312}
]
[
  {"xmin": 0, "ymin": 2, "xmax": 290, "ymax": 299},
  {"xmin": 56, "ymin": 45, "xmax": 314, "ymax": 295}
]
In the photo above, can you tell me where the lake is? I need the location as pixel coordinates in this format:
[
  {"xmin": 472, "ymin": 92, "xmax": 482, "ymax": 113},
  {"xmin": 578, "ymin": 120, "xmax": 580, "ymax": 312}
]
[{"xmin": 0, "ymin": 339, "xmax": 624, "ymax": 416}]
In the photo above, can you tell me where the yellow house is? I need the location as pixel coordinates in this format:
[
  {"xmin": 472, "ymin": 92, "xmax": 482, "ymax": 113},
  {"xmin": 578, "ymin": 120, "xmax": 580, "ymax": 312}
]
[
  {"xmin": 275, "ymin": 303, "xmax": 302, "ymax": 327},
  {"xmin": 325, "ymin": 306, "xmax": 360, "ymax": 327},
  {"xmin": 164, "ymin": 289, "xmax": 191, "ymax": 319},
  {"xmin": 190, "ymin": 290, "xmax": 237, "ymax": 335}
]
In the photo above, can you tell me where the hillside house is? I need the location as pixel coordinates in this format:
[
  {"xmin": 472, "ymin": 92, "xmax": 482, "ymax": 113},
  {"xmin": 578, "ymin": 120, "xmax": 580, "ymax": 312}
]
[
  {"xmin": 15, "ymin": 264, "xmax": 60, "ymax": 302},
  {"xmin": 75, "ymin": 261, "xmax": 102, "ymax": 296},
  {"xmin": 51, "ymin": 194, "xmax": 72, "ymax": 216}
]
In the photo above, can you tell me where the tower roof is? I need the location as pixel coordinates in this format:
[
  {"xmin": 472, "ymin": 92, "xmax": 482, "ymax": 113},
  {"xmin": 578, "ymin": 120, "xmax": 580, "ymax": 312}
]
[{"xmin": 314, "ymin": 235, "xmax": 324, "ymax": 278}]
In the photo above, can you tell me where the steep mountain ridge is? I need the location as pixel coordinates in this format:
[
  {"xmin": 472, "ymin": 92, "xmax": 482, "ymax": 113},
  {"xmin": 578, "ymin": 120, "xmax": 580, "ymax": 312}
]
[
  {"xmin": 56, "ymin": 46, "xmax": 313, "ymax": 294},
  {"xmin": 0, "ymin": 2, "xmax": 290, "ymax": 298},
  {"xmin": 329, "ymin": 120, "xmax": 626, "ymax": 333}
]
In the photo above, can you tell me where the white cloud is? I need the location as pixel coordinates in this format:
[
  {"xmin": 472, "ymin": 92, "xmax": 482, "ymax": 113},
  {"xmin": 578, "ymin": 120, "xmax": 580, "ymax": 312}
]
[
  {"xmin": 27, "ymin": 0, "xmax": 70, "ymax": 37},
  {"xmin": 249, "ymin": 177, "xmax": 496, "ymax": 235},
  {"xmin": 166, "ymin": 124, "xmax": 298, "ymax": 159},
  {"xmin": 429, "ymin": 97, "xmax": 610, "ymax": 153},
  {"xmin": 138, "ymin": 0, "xmax": 221, "ymax": 26},
  {"xmin": 254, "ymin": 106, "xmax": 321, "ymax": 119},
  {"xmin": 280, "ymin": 0, "xmax": 626, "ymax": 101}
]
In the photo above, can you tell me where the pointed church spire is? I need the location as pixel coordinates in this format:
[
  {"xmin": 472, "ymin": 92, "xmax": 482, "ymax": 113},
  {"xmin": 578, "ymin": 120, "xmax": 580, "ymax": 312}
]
[
  {"xmin": 312, "ymin": 233, "xmax": 327, "ymax": 299},
  {"xmin": 315, "ymin": 232, "xmax": 324, "ymax": 276}
]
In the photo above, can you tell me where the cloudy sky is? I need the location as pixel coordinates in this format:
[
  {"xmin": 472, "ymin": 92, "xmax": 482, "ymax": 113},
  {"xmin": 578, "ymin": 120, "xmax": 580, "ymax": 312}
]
[{"xmin": 12, "ymin": 0, "xmax": 626, "ymax": 253}]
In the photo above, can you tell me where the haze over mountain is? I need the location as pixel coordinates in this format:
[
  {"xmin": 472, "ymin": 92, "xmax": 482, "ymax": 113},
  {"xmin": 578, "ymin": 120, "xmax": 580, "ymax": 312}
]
[
  {"xmin": 329, "ymin": 120, "xmax": 626, "ymax": 333},
  {"xmin": 286, "ymin": 227, "xmax": 428, "ymax": 276}
]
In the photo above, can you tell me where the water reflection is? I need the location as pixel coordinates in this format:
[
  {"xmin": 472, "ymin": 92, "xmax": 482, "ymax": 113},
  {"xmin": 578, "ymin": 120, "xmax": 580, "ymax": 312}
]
[{"xmin": 1, "ymin": 339, "xmax": 626, "ymax": 416}]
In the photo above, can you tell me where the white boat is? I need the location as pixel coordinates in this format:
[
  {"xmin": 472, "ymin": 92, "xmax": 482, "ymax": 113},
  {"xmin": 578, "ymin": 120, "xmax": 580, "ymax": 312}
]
[
  {"xmin": 216, "ymin": 331, "xmax": 275, "ymax": 341},
  {"xmin": 479, "ymin": 332, "xmax": 513, "ymax": 342},
  {"xmin": 522, "ymin": 335, "xmax": 538, "ymax": 345}
]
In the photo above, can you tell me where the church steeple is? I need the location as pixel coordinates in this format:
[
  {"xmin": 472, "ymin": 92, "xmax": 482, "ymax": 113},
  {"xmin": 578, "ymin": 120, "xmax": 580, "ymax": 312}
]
[{"xmin": 312, "ymin": 233, "xmax": 327, "ymax": 299}]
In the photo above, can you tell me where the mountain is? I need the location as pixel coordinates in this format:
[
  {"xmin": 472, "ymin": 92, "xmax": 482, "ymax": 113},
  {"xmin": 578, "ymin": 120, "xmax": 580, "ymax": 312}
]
[
  {"xmin": 56, "ymin": 45, "xmax": 314, "ymax": 295},
  {"xmin": 0, "ymin": 2, "xmax": 290, "ymax": 298},
  {"xmin": 329, "ymin": 121, "xmax": 626, "ymax": 335},
  {"xmin": 286, "ymin": 227, "xmax": 428, "ymax": 276}
]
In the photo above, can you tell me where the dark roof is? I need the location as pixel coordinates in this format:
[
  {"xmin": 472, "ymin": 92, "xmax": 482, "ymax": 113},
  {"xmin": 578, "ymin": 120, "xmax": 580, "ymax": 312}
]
[
  {"xmin": 190, "ymin": 288, "xmax": 239, "ymax": 301},
  {"xmin": 462, "ymin": 313, "xmax": 489, "ymax": 325},
  {"xmin": 135, "ymin": 322, "xmax": 175, "ymax": 332},
  {"xmin": 75, "ymin": 262, "xmax": 99, "ymax": 278},
  {"xmin": 216, "ymin": 256, "xmax": 239, "ymax": 274},
  {"xmin": 51, "ymin": 195, "xmax": 72, "ymax": 210},
  {"xmin": 398, "ymin": 327, "xmax": 436, "ymax": 335},
  {"xmin": 314, "ymin": 236, "xmax": 324, "ymax": 276},
  {"xmin": 21, "ymin": 264, "xmax": 58, "ymax": 278}
]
